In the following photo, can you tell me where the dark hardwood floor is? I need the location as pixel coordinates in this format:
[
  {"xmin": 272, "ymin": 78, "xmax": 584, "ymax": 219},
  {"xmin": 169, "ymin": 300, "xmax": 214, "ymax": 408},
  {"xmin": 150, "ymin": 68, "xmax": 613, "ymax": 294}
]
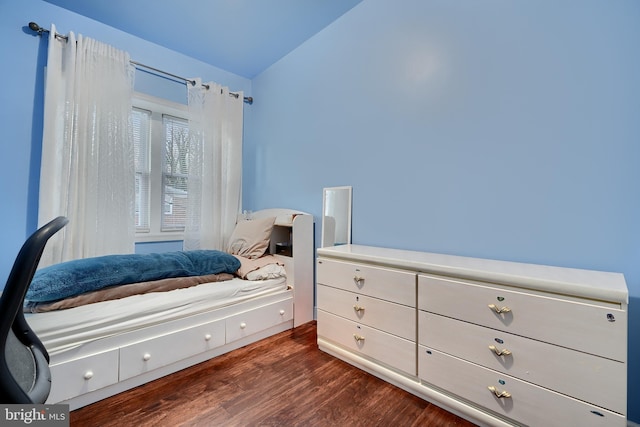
[{"xmin": 71, "ymin": 321, "xmax": 476, "ymax": 426}]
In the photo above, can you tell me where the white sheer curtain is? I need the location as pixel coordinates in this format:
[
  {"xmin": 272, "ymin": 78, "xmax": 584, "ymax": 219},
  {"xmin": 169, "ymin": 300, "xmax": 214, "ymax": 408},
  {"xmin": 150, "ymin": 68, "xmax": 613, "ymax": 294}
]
[
  {"xmin": 39, "ymin": 25, "xmax": 136, "ymax": 267},
  {"xmin": 183, "ymin": 79, "xmax": 244, "ymax": 250}
]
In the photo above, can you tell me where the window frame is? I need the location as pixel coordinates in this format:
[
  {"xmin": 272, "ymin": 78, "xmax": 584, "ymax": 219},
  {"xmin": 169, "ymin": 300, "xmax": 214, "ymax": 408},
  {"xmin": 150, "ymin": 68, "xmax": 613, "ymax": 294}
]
[{"xmin": 132, "ymin": 92, "xmax": 190, "ymax": 243}]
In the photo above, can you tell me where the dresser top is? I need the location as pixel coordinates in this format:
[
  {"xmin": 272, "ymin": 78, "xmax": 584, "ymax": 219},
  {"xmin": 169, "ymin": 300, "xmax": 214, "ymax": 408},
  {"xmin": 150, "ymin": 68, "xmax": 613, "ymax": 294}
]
[{"xmin": 317, "ymin": 244, "xmax": 628, "ymax": 304}]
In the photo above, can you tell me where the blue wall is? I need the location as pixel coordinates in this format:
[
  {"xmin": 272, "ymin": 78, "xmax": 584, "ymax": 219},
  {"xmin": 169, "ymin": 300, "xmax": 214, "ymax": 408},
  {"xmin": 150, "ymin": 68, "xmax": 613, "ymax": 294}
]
[{"xmin": 245, "ymin": 0, "xmax": 640, "ymax": 421}]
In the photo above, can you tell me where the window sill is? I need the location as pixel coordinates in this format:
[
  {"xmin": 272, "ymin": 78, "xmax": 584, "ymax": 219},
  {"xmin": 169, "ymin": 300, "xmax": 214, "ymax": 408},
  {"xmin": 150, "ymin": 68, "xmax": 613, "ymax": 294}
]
[{"xmin": 135, "ymin": 231, "xmax": 184, "ymax": 243}]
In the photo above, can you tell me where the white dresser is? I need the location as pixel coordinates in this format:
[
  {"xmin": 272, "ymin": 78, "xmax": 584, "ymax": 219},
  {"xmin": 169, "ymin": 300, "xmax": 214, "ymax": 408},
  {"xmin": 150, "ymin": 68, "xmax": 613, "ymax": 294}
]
[{"xmin": 316, "ymin": 244, "xmax": 628, "ymax": 427}]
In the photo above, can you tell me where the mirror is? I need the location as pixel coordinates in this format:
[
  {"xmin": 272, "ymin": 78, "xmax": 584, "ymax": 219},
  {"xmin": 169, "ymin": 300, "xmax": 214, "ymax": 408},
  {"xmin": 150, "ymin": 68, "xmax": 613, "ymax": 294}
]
[{"xmin": 322, "ymin": 186, "xmax": 352, "ymax": 247}]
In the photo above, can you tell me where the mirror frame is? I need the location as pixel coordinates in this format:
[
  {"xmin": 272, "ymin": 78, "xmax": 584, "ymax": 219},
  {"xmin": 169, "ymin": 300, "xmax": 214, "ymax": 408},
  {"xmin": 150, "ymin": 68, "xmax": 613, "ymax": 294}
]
[{"xmin": 321, "ymin": 186, "xmax": 352, "ymax": 247}]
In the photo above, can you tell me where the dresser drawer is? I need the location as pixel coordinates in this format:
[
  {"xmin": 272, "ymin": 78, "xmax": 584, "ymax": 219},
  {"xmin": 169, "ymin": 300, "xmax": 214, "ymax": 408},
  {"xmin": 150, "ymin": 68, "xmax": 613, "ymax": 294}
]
[
  {"xmin": 317, "ymin": 258, "xmax": 415, "ymax": 306},
  {"xmin": 48, "ymin": 349, "xmax": 119, "ymax": 403},
  {"xmin": 226, "ymin": 298, "xmax": 293, "ymax": 343},
  {"xmin": 418, "ymin": 346, "xmax": 625, "ymax": 427},
  {"xmin": 418, "ymin": 274, "xmax": 626, "ymax": 361},
  {"xmin": 317, "ymin": 284, "xmax": 415, "ymax": 341},
  {"xmin": 318, "ymin": 310, "xmax": 416, "ymax": 375},
  {"xmin": 120, "ymin": 319, "xmax": 225, "ymax": 380},
  {"xmin": 419, "ymin": 311, "xmax": 625, "ymax": 414}
]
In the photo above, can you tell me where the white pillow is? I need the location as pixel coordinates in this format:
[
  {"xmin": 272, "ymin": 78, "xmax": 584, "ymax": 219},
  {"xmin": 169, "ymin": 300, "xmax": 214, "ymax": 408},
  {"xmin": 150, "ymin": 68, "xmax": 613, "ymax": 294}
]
[
  {"xmin": 245, "ymin": 263, "xmax": 287, "ymax": 281},
  {"xmin": 227, "ymin": 217, "xmax": 276, "ymax": 259}
]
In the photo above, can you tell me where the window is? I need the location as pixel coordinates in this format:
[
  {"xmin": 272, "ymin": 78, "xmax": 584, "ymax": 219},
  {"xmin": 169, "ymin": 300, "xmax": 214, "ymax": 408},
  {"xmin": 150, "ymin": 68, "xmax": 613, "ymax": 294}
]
[{"xmin": 132, "ymin": 93, "xmax": 190, "ymax": 241}]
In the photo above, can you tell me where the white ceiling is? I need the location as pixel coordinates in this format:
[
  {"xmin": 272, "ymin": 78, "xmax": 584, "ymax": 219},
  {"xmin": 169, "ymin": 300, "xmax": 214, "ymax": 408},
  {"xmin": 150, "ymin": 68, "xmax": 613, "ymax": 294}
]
[{"xmin": 43, "ymin": 0, "xmax": 363, "ymax": 78}]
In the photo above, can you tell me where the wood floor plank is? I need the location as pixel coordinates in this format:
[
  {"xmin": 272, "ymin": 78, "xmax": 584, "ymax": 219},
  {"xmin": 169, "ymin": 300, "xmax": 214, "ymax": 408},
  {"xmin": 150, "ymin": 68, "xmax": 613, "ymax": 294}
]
[{"xmin": 70, "ymin": 322, "xmax": 476, "ymax": 426}]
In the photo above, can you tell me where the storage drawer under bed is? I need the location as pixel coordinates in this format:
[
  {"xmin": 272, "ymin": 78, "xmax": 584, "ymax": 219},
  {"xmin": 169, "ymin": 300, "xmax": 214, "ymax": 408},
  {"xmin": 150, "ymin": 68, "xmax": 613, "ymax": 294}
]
[
  {"xmin": 226, "ymin": 298, "xmax": 293, "ymax": 343},
  {"xmin": 119, "ymin": 318, "xmax": 226, "ymax": 381},
  {"xmin": 48, "ymin": 349, "xmax": 119, "ymax": 403}
]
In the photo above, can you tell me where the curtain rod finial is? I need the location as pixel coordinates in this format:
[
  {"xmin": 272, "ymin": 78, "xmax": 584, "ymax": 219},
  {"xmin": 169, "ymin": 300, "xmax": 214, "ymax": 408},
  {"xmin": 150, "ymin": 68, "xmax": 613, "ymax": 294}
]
[{"xmin": 28, "ymin": 22, "xmax": 47, "ymax": 35}]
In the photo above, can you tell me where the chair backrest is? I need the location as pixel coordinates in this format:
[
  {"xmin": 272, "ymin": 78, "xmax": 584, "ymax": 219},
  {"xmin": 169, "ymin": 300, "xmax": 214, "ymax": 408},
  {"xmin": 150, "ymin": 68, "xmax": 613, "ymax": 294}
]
[{"xmin": 0, "ymin": 216, "xmax": 68, "ymax": 403}]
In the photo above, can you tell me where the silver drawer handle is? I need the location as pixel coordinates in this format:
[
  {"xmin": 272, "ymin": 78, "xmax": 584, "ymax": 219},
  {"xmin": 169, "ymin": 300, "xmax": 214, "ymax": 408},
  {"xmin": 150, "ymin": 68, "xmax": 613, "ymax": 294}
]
[
  {"xmin": 488, "ymin": 345, "xmax": 512, "ymax": 356},
  {"xmin": 488, "ymin": 304, "xmax": 511, "ymax": 314},
  {"xmin": 353, "ymin": 276, "xmax": 364, "ymax": 285},
  {"xmin": 488, "ymin": 385, "xmax": 511, "ymax": 399},
  {"xmin": 353, "ymin": 305, "xmax": 365, "ymax": 313},
  {"xmin": 353, "ymin": 334, "xmax": 365, "ymax": 343}
]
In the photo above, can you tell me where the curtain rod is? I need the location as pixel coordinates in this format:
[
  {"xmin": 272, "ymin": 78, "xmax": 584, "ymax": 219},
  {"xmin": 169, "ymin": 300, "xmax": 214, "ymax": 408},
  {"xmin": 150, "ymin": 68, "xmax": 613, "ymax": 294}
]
[{"xmin": 27, "ymin": 22, "xmax": 254, "ymax": 105}]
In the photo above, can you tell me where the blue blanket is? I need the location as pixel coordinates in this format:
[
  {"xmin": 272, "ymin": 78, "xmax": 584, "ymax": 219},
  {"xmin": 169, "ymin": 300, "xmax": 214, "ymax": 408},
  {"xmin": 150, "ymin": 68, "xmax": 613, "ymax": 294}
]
[{"xmin": 27, "ymin": 250, "xmax": 241, "ymax": 303}]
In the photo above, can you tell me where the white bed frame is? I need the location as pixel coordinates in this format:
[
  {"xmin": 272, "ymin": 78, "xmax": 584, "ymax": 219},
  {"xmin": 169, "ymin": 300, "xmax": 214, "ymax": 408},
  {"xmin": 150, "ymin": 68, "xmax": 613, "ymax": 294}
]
[{"xmin": 41, "ymin": 208, "xmax": 314, "ymax": 410}]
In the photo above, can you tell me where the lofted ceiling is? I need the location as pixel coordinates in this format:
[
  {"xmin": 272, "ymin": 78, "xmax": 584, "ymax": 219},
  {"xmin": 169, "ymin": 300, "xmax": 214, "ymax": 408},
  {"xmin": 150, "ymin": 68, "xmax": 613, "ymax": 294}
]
[{"xmin": 42, "ymin": 0, "xmax": 363, "ymax": 78}]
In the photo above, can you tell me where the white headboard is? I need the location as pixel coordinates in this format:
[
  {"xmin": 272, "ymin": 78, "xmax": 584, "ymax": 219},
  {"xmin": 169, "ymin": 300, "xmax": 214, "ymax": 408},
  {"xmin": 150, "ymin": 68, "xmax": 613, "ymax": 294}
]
[{"xmin": 237, "ymin": 208, "xmax": 314, "ymax": 326}]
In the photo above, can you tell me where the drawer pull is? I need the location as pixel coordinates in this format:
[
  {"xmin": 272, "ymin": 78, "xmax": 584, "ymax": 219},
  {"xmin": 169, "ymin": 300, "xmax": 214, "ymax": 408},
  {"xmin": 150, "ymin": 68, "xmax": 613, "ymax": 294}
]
[
  {"xmin": 488, "ymin": 304, "xmax": 511, "ymax": 314},
  {"xmin": 353, "ymin": 276, "xmax": 364, "ymax": 285},
  {"xmin": 83, "ymin": 371, "xmax": 94, "ymax": 380},
  {"xmin": 353, "ymin": 305, "xmax": 365, "ymax": 313},
  {"xmin": 240, "ymin": 322, "xmax": 247, "ymax": 329},
  {"xmin": 143, "ymin": 353, "xmax": 151, "ymax": 361},
  {"xmin": 353, "ymin": 334, "xmax": 365, "ymax": 343},
  {"xmin": 488, "ymin": 345, "xmax": 512, "ymax": 356},
  {"xmin": 204, "ymin": 334, "xmax": 212, "ymax": 341},
  {"xmin": 279, "ymin": 309, "xmax": 285, "ymax": 315},
  {"xmin": 487, "ymin": 386, "xmax": 511, "ymax": 399}
]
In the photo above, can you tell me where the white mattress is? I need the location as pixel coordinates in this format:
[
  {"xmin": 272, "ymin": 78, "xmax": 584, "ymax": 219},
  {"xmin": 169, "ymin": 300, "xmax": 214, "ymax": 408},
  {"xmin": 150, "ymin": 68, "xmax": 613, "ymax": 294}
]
[{"xmin": 25, "ymin": 276, "xmax": 288, "ymax": 356}]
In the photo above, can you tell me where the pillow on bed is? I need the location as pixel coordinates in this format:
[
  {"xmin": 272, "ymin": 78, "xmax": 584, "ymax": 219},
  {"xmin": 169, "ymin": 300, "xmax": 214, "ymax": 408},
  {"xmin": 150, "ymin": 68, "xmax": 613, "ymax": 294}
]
[
  {"xmin": 233, "ymin": 254, "xmax": 286, "ymax": 280},
  {"xmin": 227, "ymin": 217, "xmax": 275, "ymax": 259},
  {"xmin": 245, "ymin": 263, "xmax": 286, "ymax": 281}
]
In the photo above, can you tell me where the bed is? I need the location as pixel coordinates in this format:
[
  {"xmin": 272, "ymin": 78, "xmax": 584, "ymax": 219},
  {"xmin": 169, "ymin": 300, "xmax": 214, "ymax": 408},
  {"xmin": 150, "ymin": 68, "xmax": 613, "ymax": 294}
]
[{"xmin": 24, "ymin": 208, "xmax": 314, "ymax": 410}]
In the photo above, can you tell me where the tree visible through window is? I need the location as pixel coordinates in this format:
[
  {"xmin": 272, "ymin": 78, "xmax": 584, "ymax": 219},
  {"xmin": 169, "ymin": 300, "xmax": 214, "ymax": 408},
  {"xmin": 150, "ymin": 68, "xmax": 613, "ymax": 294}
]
[
  {"xmin": 162, "ymin": 116, "xmax": 190, "ymax": 231},
  {"xmin": 131, "ymin": 94, "xmax": 190, "ymax": 240}
]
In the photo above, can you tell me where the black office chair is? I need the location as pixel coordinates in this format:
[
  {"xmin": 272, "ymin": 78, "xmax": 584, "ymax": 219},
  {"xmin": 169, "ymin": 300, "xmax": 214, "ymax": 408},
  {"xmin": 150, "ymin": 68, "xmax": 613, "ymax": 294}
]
[{"xmin": 0, "ymin": 216, "xmax": 68, "ymax": 403}]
